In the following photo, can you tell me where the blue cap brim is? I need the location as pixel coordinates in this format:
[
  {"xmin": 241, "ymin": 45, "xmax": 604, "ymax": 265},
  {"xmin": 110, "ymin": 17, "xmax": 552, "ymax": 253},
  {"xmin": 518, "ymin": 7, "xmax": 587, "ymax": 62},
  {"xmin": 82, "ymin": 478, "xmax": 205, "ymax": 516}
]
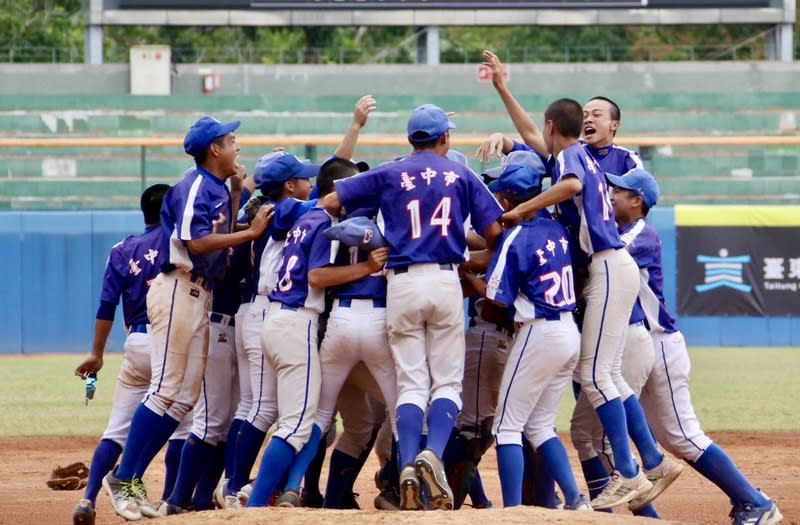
[
  {"xmin": 605, "ymin": 172, "xmax": 634, "ymax": 191},
  {"xmin": 218, "ymin": 120, "xmax": 241, "ymax": 137},
  {"xmin": 298, "ymin": 163, "xmax": 320, "ymax": 179},
  {"xmin": 488, "ymin": 179, "xmax": 501, "ymax": 192}
]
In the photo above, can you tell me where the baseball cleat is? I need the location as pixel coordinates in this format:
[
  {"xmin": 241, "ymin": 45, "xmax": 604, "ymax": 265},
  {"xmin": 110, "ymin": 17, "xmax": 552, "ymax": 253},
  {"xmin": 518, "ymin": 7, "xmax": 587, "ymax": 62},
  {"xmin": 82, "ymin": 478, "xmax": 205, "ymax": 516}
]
[
  {"xmin": 628, "ymin": 455, "xmax": 684, "ymax": 511},
  {"xmin": 399, "ymin": 465, "xmax": 425, "ymax": 510},
  {"xmin": 590, "ymin": 469, "xmax": 652, "ymax": 510},
  {"xmin": 276, "ymin": 489, "xmax": 301, "ymax": 508},
  {"xmin": 730, "ymin": 496, "xmax": 784, "ymax": 525},
  {"xmin": 72, "ymin": 499, "xmax": 96, "ymax": 525},
  {"xmin": 212, "ymin": 478, "xmax": 229, "ymax": 509},
  {"xmin": 102, "ymin": 471, "xmax": 143, "ymax": 521},
  {"xmin": 374, "ymin": 488, "xmax": 401, "ymax": 511},
  {"xmin": 415, "ymin": 449, "xmax": 454, "ymax": 511},
  {"xmin": 157, "ymin": 501, "xmax": 184, "ymax": 516},
  {"xmin": 129, "ymin": 478, "xmax": 159, "ymax": 518},
  {"xmin": 565, "ymin": 494, "xmax": 593, "ymax": 511}
]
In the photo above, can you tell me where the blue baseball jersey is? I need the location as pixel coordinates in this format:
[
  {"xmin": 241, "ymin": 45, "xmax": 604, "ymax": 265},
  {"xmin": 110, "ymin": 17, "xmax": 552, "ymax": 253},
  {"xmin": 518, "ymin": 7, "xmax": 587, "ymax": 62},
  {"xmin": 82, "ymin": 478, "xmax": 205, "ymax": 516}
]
[
  {"xmin": 582, "ymin": 142, "xmax": 643, "ymax": 175},
  {"xmin": 98, "ymin": 225, "xmax": 166, "ymax": 327},
  {"xmin": 550, "ymin": 142, "xmax": 623, "ymax": 256},
  {"xmin": 619, "ymin": 218, "xmax": 678, "ymax": 334},
  {"xmin": 212, "ymin": 240, "xmax": 250, "ymax": 316},
  {"xmin": 251, "ymin": 197, "xmax": 318, "ymax": 297},
  {"xmin": 160, "ymin": 166, "xmax": 233, "ymax": 280},
  {"xmin": 268, "ymin": 207, "xmax": 339, "ymax": 313},
  {"xmin": 330, "ymin": 210, "xmax": 386, "ymax": 301},
  {"xmin": 485, "ymin": 216, "xmax": 577, "ymax": 323},
  {"xmin": 334, "ymin": 151, "xmax": 502, "ymax": 268}
]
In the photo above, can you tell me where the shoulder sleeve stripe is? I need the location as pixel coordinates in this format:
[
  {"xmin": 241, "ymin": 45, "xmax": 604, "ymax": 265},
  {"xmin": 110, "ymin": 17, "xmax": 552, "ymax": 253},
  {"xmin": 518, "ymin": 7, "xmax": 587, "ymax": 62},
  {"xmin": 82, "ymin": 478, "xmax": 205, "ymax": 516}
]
[
  {"xmin": 620, "ymin": 218, "xmax": 646, "ymax": 246},
  {"xmin": 485, "ymin": 225, "xmax": 522, "ymax": 300},
  {"xmin": 180, "ymin": 176, "xmax": 203, "ymax": 239}
]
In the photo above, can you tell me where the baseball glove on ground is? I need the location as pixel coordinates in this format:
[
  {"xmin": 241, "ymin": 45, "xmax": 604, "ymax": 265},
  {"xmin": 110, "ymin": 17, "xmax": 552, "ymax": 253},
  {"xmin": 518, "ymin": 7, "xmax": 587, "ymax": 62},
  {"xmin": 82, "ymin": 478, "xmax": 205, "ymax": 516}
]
[{"xmin": 47, "ymin": 461, "xmax": 90, "ymax": 490}]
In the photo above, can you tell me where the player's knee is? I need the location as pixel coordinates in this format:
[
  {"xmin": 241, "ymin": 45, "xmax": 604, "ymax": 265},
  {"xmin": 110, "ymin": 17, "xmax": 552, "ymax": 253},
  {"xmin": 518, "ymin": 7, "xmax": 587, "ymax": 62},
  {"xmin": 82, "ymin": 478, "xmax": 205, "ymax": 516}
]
[
  {"xmin": 493, "ymin": 430, "xmax": 522, "ymax": 448},
  {"xmin": 396, "ymin": 390, "xmax": 428, "ymax": 411},
  {"xmin": 430, "ymin": 387, "xmax": 463, "ymax": 411},
  {"xmin": 526, "ymin": 428, "xmax": 557, "ymax": 450},
  {"xmin": 249, "ymin": 406, "xmax": 277, "ymax": 433}
]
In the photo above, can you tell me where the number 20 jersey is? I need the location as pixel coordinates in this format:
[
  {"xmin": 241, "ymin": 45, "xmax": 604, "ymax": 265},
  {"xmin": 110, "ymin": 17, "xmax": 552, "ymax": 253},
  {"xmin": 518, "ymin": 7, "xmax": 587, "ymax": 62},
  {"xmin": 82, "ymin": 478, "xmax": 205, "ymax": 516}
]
[{"xmin": 485, "ymin": 215, "xmax": 577, "ymax": 323}]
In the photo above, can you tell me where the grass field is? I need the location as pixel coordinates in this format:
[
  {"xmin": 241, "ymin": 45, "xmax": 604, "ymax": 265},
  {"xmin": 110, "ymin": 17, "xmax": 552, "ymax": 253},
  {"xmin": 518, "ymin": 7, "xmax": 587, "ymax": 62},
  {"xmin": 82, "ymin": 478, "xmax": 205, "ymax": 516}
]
[{"xmin": 0, "ymin": 348, "xmax": 798, "ymax": 437}]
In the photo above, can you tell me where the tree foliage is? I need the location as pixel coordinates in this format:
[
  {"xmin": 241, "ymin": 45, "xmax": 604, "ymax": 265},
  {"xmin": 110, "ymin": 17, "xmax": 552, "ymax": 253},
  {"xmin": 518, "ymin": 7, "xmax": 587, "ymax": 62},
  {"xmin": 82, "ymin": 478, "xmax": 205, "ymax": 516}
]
[{"xmin": 0, "ymin": 1, "xmax": 792, "ymax": 64}]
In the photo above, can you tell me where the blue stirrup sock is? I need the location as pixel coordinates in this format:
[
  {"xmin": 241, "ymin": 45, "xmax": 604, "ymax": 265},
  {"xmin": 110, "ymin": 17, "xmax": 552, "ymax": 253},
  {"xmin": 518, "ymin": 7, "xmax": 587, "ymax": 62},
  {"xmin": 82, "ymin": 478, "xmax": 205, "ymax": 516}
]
[
  {"xmin": 426, "ymin": 398, "xmax": 459, "ymax": 458},
  {"xmin": 116, "ymin": 406, "xmax": 179, "ymax": 481},
  {"xmin": 595, "ymin": 398, "xmax": 637, "ymax": 478},
  {"xmin": 396, "ymin": 403, "xmax": 424, "ymax": 468},
  {"xmin": 228, "ymin": 421, "xmax": 267, "ymax": 492},
  {"xmin": 167, "ymin": 433, "xmax": 215, "ymax": 507},
  {"xmin": 84, "ymin": 439, "xmax": 122, "ymax": 506},
  {"xmin": 689, "ymin": 444, "xmax": 769, "ymax": 507},
  {"xmin": 223, "ymin": 418, "xmax": 244, "ymax": 477},
  {"xmin": 246, "ymin": 437, "xmax": 296, "ymax": 507},
  {"xmin": 623, "ymin": 395, "xmax": 663, "ymax": 471},
  {"xmin": 323, "ymin": 449, "xmax": 359, "ymax": 508},
  {"xmin": 162, "ymin": 438, "xmax": 185, "ymax": 500},
  {"xmin": 496, "ymin": 444, "xmax": 524, "ymax": 507},
  {"xmin": 537, "ymin": 437, "xmax": 580, "ymax": 505},
  {"xmin": 192, "ymin": 441, "xmax": 226, "ymax": 511},
  {"xmin": 282, "ymin": 424, "xmax": 322, "ymax": 492}
]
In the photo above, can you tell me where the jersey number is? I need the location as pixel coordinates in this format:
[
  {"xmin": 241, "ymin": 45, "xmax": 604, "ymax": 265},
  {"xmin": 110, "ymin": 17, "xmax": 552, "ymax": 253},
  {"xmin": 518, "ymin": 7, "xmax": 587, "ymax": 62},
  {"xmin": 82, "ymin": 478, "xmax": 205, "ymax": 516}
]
[
  {"xmin": 539, "ymin": 265, "xmax": 576, "ymax": 307},
  {"xmin": 406, "ymin": 197, "xmax": 452, "ymax": 239},
  {"xmin": 277, "ymin": 255, "xmax": 299, "ymax": 292}
]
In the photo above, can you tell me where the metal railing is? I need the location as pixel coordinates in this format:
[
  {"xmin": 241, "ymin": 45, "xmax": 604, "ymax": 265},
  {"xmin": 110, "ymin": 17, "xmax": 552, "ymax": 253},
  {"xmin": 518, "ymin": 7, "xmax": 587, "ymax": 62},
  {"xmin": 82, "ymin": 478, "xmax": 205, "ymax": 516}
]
[{"xmin": 3, "ymin": 41, "xmax": 796, "ymax": 64}]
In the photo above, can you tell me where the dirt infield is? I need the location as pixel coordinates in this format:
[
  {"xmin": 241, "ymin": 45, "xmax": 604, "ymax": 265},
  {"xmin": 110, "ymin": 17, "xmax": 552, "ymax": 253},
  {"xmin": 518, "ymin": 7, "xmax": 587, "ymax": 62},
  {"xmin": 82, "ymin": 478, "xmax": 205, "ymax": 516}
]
[{"xmin": 2, "ymin": 432, "xmax": 796, "ymax": 525}]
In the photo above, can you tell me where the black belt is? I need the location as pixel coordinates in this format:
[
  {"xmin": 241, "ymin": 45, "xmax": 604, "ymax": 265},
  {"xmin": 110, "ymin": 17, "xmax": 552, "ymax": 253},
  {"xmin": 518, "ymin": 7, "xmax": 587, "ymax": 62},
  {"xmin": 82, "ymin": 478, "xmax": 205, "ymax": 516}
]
[
  {"xmin": 337, "ymin": 298, "xmax": 387, "ymax": 308},
  {"xmin": 280, "ymin": 303, "xmax": 299, "ymax": 312},
  {"xmin": 393, "ymin": 262, "xmax": 453, "ymax": 275},
  {"xmin": 210, "ymin": 312, "xmax": 235, "ymax": 326},
  {"xmin": 189, "ymin": 272, "xmax": 214, "ymax": 291},
  {"xmin": 129, "ymin": 324, "xmax": 148, "ymax": 334}
]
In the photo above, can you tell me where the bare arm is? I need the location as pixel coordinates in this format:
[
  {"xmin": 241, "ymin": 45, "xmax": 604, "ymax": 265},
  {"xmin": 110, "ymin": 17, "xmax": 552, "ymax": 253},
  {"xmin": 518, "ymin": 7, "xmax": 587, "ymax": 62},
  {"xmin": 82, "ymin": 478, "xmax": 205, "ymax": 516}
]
[
  {"xmin": 187, "ymin": 204, "xmax": 274, "ymax": 255},
  {"xmin": 322, "ymin": 191, "xmax": 343, "ymax": 217},
  {"xmin": 482, "ymin": 220, "xmax": 503, "ymax": 251},
  {"xmin": 308, "ymin": 247, "xmax": 388, "ymax": 288},
  {"xmin": 483, "ymin": 50, "xmax": 547, "ymax": 158},
  {"xmin": 74, "ymin": 319, "xmax": 113, "ymax": 378},
  {"xmin": 475, "ymin": 132, "xmax": 516, "ymax": 163},
  {"xmin": 503, "ymin": 177, "xmax": 582, "ymax": 224},
  {"xmin": 334, "ymin": 95, "xmax": 377, "ymax": 161}
]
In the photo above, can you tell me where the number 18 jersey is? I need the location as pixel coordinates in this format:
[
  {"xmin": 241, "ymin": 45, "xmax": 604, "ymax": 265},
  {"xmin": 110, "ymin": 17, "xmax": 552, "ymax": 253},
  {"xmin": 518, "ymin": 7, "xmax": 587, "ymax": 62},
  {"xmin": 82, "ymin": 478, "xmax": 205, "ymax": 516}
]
[{"xmin": 485, "ymin": 215, "xmax": 577, "ymax": 323}]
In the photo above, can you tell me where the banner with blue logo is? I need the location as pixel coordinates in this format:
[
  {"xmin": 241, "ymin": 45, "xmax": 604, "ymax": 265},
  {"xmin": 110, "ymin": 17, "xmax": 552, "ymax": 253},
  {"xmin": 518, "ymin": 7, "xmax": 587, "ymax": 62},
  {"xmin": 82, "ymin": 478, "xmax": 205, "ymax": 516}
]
[{"xmin": 676, "ymin": 206, "xmax": 800, "ymax": 317}]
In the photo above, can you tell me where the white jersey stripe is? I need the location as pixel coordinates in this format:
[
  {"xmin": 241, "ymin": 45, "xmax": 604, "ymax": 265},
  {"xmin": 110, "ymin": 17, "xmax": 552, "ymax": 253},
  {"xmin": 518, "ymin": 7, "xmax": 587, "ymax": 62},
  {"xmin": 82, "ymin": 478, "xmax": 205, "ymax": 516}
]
[
  {"xmin": 180, "ymin": 175, "xmax": 204, "ymax": 240},
  {"xmin": 485, "ymin": 225, "xmax": 522, "ymax": 301}
]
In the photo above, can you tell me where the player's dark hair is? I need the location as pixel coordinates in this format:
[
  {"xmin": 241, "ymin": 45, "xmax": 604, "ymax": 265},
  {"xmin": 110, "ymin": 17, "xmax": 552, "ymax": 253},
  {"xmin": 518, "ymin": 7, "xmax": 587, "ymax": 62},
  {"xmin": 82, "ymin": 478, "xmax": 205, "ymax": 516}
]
[
  {"xmin": 141, "ymin": 183, "xmax": 170, "ymax": 225},
  {"xmin": 497, "ymin": 187, "xmax": 542, "ymax": 207},
  {"xmin": 265, "ymin": 184, "xmax": 285, "ymax": 202},
  {"xmin": 410, "ymin": 136, "xmax": 441, "ymax": 151},
  {"xmin": 193, "ymin": 135, "xmax": 226, "ymax": 165},
  {"xmin": 589, "ymin": 96, "xmax": 621, "ymax": 121},
  {"xmin": 317, "ymin": 157, "xmax": 358, "ymax": 198},
  {"xmin": 544, "ymin": 98, "xmax": 583, "ymax": 139}
]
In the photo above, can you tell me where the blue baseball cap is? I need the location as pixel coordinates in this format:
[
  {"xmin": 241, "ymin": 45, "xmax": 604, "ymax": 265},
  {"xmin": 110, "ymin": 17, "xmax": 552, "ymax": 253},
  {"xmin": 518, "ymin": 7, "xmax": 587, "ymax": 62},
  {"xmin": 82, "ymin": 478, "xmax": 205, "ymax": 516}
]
[
  {"xmin": 252, "ymin": 151, "xmax": 289, "ymax": 191},
  {"xmin": 184, "ymin": 116, "xmax": 241, "ymax": 157},
  {"xmin": 256, "ymin": 155, "xmax": 320, "ymax": 192},
  {"xmin": 606, "ymin": 168, "xmax": 660, "ymax": 208},
  {"xmin": 323, "ymin": 216, "xmax": 388, "ymax": 251},
  {"xmin": 488, "ymin": 164, "xmax": 544, "ymax": 197},
  {"xmin": 482, "ymin": 149, "xmax": 545, "ymax": 181},
  {"xmin": 446, "ymin": 149, "xmax": 469, "ymax": 167},
  {"xmin": 407, "ymin": 104, "xmax": 455, "ymax": 144}
]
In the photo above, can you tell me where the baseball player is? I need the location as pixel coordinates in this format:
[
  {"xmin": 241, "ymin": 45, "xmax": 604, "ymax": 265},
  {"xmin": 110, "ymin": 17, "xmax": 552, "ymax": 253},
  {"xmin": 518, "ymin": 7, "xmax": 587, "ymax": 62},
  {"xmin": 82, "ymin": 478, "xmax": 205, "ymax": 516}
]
[
  {"xmin": 214, "ymin": 151, "xmax": 318, "ymax": 509},
  {"xmin": 567, "ymin": 95, "xmax": 663, "ymax": 518},
  {"xmin": 323, "ymin": 104, "xmax": 503, "ymax": 511},
  {"xmin": 501, "ymin": 98, "xmax": 682, "ymax": 510},
  {"xmin": 309, "ymin": 210, "xmax": 396, "ymax": 509},
  {"xmin": 72, "ymin": 185, "xmax": 171, "ymax": 525},
  {"xmin": 244, "ymin": 158, "xmax": 386, "ymax": 507},
  {"xmin": 158, "ymin": 213, "xmax": 253, "ymax": 514},
  {"xmin": 102, "ymin": 116, "xmax": 272, "ymax": 521},
  {"xmin": 607, "ymin": 169, "xmax": 784, "ymax": 525},
  {"xmin": 481, "ymin": 160, "xmax": 590, "ymax": 511}
]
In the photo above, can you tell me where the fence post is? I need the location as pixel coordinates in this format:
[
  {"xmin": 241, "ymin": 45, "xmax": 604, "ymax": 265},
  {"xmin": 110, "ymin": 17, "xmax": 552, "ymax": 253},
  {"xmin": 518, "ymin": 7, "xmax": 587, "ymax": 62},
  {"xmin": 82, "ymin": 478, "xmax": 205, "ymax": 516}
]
[
  {"xmin": 305, "ymin": 144, "xmax": 316, "ymax": 163},
  {"xmin": 140, "ymin": 146, "xmax": 147, "ymax": 194}
]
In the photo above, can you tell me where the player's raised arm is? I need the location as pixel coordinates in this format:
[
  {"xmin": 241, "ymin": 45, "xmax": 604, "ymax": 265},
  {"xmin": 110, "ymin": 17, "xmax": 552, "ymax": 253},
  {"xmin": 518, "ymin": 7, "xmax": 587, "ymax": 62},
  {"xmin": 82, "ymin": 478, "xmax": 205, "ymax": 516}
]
[
  {"xmin": 475, "ymin": 132, "xmax": 515, "ymax": 163},
  {"xmin": 482, "ymin": 50, "xmax": 547, "ymax": 158},
  {"xmin": 334, "ymin": 94, "xmax": 377, "ymax": 161}
]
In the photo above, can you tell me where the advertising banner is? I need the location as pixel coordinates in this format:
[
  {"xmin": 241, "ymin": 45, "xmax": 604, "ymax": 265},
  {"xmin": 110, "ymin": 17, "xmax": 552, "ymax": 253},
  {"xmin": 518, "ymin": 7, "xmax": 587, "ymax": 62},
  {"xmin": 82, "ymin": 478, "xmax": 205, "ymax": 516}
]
[{"xmin": 676, "ymin": 206, "xmax": 800, "ymax": 317}]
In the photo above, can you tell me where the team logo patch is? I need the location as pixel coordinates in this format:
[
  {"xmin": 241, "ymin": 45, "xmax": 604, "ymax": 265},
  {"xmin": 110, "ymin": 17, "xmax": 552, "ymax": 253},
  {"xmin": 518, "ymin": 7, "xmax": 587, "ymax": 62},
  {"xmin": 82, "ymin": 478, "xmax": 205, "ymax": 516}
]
[
  {"xmin": 218, "ymin": 333, "xmax": 228, "ymax": 343},
  {"xmin": 190, "ymin": 288, "xmax": 200, "ymax": 298}
]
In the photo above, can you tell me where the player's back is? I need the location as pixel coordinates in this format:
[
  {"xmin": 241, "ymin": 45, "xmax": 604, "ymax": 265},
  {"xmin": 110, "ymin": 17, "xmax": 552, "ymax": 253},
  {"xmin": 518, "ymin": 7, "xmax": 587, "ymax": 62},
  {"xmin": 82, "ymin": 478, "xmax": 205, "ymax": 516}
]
[
  {"xmin": 552, "ymin": 143, "xmax": 623, "ymax": 256},
  {"xmin": 109, "ymin": 225, "xmax": 167, "ymax": 327},
  {"xmin": 583, "ymin": 142, "xmax": 643, "ymax": 176},
  {"xmin": 337, "ymin": 151, "xmax": 501, "ymax": 268},
  {"xmin": 487, "ymin": 216, "xmax": 577, "ymax": 323},
  {"xmin": 619, "ymin": 218, "xmax": 678, "ymax": 334}
]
